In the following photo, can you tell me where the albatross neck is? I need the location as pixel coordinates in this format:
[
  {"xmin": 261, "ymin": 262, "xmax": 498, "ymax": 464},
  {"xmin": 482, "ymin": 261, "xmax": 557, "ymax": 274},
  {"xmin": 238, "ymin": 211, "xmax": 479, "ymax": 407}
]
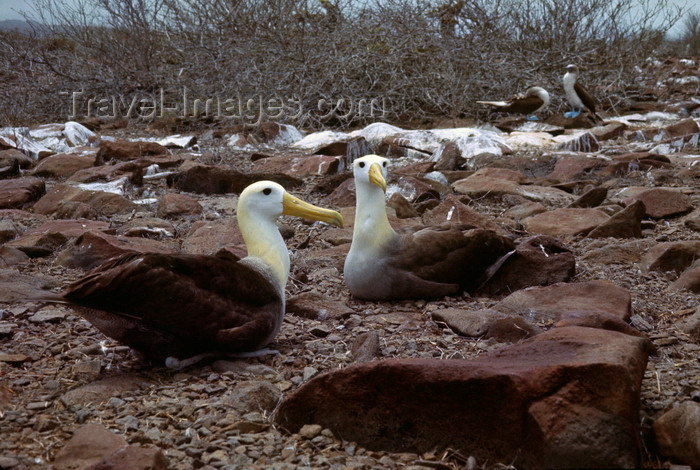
[
  {"xmin": 353, "ymin": 182, "xmax": 397, "ymax": 249},
  {"xmin": 238, "ymin": 213, "xmax": 290, "ymax": 291}
]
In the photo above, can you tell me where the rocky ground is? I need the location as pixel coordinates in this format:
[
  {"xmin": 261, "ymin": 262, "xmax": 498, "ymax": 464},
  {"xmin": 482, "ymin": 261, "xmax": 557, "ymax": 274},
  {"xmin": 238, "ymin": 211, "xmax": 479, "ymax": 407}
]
[{"xmin": 1, "ymin": 59, "xmax": 699, "ymax": 470}]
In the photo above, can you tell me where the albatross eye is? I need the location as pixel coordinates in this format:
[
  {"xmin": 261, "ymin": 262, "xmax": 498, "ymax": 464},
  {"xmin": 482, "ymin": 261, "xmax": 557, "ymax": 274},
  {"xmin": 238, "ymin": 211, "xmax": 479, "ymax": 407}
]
[
  {"xmin": 262, "ymin": 188, "xmax": 272, "ymax": 195},
  {"xmin": 358, "ymin": 161, "xmax": 365, "ymax": 168}
]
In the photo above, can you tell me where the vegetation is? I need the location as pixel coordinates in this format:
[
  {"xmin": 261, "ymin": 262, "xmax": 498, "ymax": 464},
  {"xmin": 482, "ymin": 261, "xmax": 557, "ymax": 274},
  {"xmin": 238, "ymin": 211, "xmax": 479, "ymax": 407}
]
[{"xmin": 0, "ymin": 0, "xmax": 693, "ymax": 129}]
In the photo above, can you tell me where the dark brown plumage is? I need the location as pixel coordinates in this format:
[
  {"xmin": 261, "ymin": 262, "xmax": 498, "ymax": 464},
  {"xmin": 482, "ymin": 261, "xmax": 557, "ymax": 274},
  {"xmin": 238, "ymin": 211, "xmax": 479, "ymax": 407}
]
[
  {"xmin": 344, "ymin": 155, "xmax": 515, "ymax": 301},
  {"xmin": 477, "ymin": 86, "xmax": 550, "ymax": 119}
]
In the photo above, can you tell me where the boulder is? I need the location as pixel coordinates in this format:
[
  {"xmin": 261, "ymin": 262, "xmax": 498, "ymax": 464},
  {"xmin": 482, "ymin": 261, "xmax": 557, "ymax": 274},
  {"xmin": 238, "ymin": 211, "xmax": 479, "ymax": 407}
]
[{"xmin": 0, "ymin": 177, "xmax": 46, "ymax": 209}]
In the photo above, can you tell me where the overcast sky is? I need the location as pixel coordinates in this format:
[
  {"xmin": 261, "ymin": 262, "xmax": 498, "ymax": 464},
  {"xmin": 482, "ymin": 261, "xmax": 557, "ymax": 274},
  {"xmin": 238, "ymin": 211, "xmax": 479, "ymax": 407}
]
[{"xmin": 0, "ymin": 0, "xmax": 697, "ymax": 36}]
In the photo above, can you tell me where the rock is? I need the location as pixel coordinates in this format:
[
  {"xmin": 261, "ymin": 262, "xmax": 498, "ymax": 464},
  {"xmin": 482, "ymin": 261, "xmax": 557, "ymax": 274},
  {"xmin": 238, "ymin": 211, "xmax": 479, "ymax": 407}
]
[
  {"xmin": 452, "ymin": 176, "xmax": 574, "ymax": 205},
  {"xmin": 97, "ymin": 139, "xmax": 166, "ymax": 161},
  {"xmin": 182, "ymin": 219, "xmax": 243, "ymax": 255},
  {"xmin": 587, "ymin": 199, "xmax": 646, "ymax": 238},
  {"xmin": 168, "ymin": 164, "xmax": 302, "ymax": 194},
  {"xmin": 32, "ymin": 151, "xmax": 97, "ymax": 178},
  {"xmin": 432, "ymin": 141, "xmax": 464, "ymax": 170},
  {"xmin": 33, "ymin": 184, "xmax": 139, "ymax": 217},
  {"xmin": 223, "ymin": 381, "xmax": 281, "ymax": 415},
  {"xmin": 298, "ymin": 423, "xmax": 323, "ymax": 439},
  {"xmin": 275, "ymin": 326, "xmax": 652, "ymax": 469},
  {"xmin": 60, "ymin": 375, "xmax": 147, "ymax": 408},
  {"xmin": 548, "ymin": 155, "xmax": 603, "ymax": 183},
  {"xmin": 5, "ymin": 219, "xmax": 111, "ymax": 256},
  {"xmin": 286, "ymin": 292, "xmax": 354, "ymax": 320},
  {"xmin": 580, "ymin": 239, "xmax": 653, "ymax": 264},
  {"xmin": 56, "ymin": 230, "xmax": 174, "ymax": 270},
  {"xmin": 432, "ymin": 308, "xmax": 540, "ymax": 341},
  {"xmin": 350, "ymin": 331, "xmax": 380, "ymax": 363},
  {"xmin": 481, "ymin": 235, "xmax": 576, "ymax": 295},
  {"xmin": 53, "ymin": 423, "xmax": 128, "ymax": 470},
  {"xmin": 555, "ymin": 132, "xmax": 600, "ymax": 152},
  {"xmin": 85, "ymin": 444, "xmax": 168, "ymax": 470},
  {"xmin": 0, "ymin": 219, "xmax": 19, "ymax": 243},
  {"xmin": 119, "ymin": 217, "xmax": 176, "ymax": 238},
  {"xmin": 675, "ymin": 306, "xmax": 700, "ymax": 342},
  {"xmin": 387, "ymin": 192, "xmax": 418, "ymax": 218},
  {"xmin": 68, "ymin": 160, "xmax": 144, "ymax": 185},
  {"xmin": 502, "ymin": 200, "xmax": 547, "ymax": 220},
  {"xmin": 623, "ymin": 188, "xmax": 693, "ymax": 219},
  {"xmin": 653, "ymin": 401, "xmax": 700, "ymax": 468},
  {"xmin": 661, "ymin": 117, "xmax": 700, "ymax": 138},
  {"xmin": 0, "ymin": 148, "xmax": 33, "ymax": 170},
  {"xmin": 685, "ymin": 208, "xmax": 700, "ymax": 231},
  {"xmin": 589, "ymin": 121, "xmax": 626, "ymax": 141},
  {"xmin": 156, "ymin": 193, "xmax": 203, "ymax": 218},
  {"xmin": 495, "ymin": 279, "xmax": 632, "ymax": 323},
  {"xmin": 64, "ymin": 121, "xmax": 96, "ymax": 147},
  {"xmin": 0, "ymin": 177, "xmax": 46, "ymax": 209},
  {"xmin": 555, "ymin": 311, "xmax": 650, "ymax": 340},
  {"xmin": 0, "ymin": 246, "xmax": 30, "ymax": 266},
  {"xmin": 252, "ymin": 154, "xmax": 341, "ymax": 177},
  {"xmin": 522, "ymin": 208, "xmax": 609, "ymax": 236},
  {"xmin": 640, "ymin": 241, "xmax": 700, "ymax": 274},
  {"xmin": 567, "ymin": 187, "xmax": 607, "ymax": 208},
  {"xmin": 421, "ymin": 195, "xmax": 497, "ymax": 230},
  {"xmin": 668, "ymin": 264, "xmax": 700, "ymax": 293},
  {"xmin": 0, "ymin": 269, "xmax": 60, "ymax": 302}
]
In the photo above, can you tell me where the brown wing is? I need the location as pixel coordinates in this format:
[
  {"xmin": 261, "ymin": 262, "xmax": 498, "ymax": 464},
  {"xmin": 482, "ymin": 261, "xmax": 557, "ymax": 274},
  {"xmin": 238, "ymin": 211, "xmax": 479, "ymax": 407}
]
[
  {"xmin": 501, "ymin": 96, "xmax": 544, "ymax": 115},
  {"xmin": 574, "ymin": 82, "xmax": 597, "ymax": 114},
  {"xmin": 64, "ymin": 252, "xmax": 282, "ymax": 361},
  {"xmin": 394, "ymin": 226, "xmax": 515, "ymax": 293}
]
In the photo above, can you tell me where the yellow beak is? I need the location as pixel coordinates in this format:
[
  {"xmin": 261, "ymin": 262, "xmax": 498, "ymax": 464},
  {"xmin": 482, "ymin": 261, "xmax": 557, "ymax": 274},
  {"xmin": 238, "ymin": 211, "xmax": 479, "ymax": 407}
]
[
  {"xmin": 283, "ymin": 192, "xmax": 344, "ymax": 227},
  {"xmin": 369, "ymin": 162, "xmax": 387, "ymax": 193}
]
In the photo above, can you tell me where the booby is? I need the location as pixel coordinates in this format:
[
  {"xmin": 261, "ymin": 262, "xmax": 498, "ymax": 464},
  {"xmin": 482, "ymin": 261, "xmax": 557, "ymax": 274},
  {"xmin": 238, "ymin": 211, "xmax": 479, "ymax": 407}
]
[
  {"xmin": 38, "ymin": 181, "xmax": 343, "ymax": 368},
  {"xmin": 477, "ymin": 86, "xmax": 550, "ymax": 121},
  {"xmin": 562, "ymin": 64, "xmax": 601, "ymax": 120},
  {"xmin": 343, "ymin": 155, "xmax": 514, "ymax": 301}
]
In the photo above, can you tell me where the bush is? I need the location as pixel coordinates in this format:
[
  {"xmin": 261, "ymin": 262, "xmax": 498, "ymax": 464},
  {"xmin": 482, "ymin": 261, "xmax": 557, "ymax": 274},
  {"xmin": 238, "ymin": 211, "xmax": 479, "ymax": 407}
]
[{"xmin": 0, "ymin": 0, "xmax": 688, "ymax": 128}]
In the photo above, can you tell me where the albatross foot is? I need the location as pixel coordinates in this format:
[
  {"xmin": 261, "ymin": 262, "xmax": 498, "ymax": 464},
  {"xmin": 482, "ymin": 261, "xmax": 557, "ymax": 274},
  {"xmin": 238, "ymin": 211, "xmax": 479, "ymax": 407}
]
[{"xmin": 165, "ymin": 348, "xmax": 281, "ymax": 369}]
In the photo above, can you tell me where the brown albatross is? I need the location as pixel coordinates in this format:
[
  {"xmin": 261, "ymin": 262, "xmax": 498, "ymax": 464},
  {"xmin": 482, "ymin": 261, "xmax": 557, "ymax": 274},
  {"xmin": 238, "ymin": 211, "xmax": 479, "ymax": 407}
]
[
  {"xmin": 37, "ymin": 181, "xmax": 343, "ymax": 368},
  {"xmin": 343, "ymin": 155, "xmax": 514, "ymax": 301},
  {"xmin": 477, "ymin": 86, "xmax": 550, "ymax": 121}
]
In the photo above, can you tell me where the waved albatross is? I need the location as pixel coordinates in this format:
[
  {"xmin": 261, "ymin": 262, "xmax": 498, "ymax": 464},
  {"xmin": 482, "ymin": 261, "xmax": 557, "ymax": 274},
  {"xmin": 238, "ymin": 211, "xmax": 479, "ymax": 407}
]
[
  {"xmin": 36, "ymin": 181, "xmax": 343, "ymax": 368},
  {"xmin": 477, "ymin": 86, "xmax": 550, "ymax": 121},
  {"xmin": 562, "ymin": 64, "xmax": 601, "ymax": 120},
  {"xmin": 343, "ymin": 155, "xmax": 515, "ymax": 301}
]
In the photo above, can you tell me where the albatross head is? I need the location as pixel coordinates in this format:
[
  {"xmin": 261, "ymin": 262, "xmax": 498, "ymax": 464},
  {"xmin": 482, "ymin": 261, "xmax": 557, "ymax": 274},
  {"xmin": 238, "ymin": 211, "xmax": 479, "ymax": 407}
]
[
  {"xmin": 238, "ymin": 181, "xmax": 342, "ymax": 288},
  {"xmin": 238, "ymin": 181, "xmax": 343, "ymax": 227},
  {"xmin": 353, "ymin": 154, "xmax": 389, "ymax": 193}
]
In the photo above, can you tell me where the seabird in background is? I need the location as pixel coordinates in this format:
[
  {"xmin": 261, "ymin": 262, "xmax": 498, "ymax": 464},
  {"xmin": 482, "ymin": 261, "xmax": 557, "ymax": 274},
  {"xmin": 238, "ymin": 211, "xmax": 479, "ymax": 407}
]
[
  {"xmin": 477, "ymin": 86, "xmax": 550, "ymax": 120},
  {"xmin": 343, "ymin": 155, "xmax": 514, "ymax": 301},
  {"xmin": 562, "ymin": 64, "xmax": 602, "ymax": 120},
  {"xmin": 35, "ymin": 181, "xmax": 343, "ymax": 368}
]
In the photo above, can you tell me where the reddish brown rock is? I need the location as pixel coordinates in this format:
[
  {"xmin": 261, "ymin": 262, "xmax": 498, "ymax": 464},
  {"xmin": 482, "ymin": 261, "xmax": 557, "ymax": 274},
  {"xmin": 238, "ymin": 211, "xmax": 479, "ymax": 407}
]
[
  {"xmin": 556, "ymin": 132, "xmax": 600, "ymax": 152},
  {"xmin": 587, "ymin": 199, "xmax": 646, "ymax": 238},
  {"xmin": 548, "ymin": 156, "xmax": 602, "ymax": 183},
  {"xmin": 68, "ymin": 160, "xmax": 144, "ymax": 185},
  {"xmin": 182, "ymin": 219, "xmax": 243, "ymax": 255},
  {"xmin": 286, "ymin": 292, "xmax": 354, "ymax": 320},
  {"xmin": 275, "ymin": 326, "xmax": 651, "ymax": 469},
  {"xmin": 156, "ymin": 193, "xmax": 203, "ymax": 218},
  {"xmin": 580, "ymin": 239, "xmax": 653, "ymax": 265},
  {"xmin": 5, "ymin": 219, "xmax": 112, "ymax": 257},
  {"xmin": 54, "ymin": 423, "xmax": 128, "ymax": 470},
  {"xmin": 522, "ymin": 208, "xmax": 609, "ymax": 236},
  {"xmin": 661, "ymin": 117, "xmax": 700, "ymax": 138},
  {"xmin": 252, "ymin": 154, "xmax": 341, "ymax": 177},
  {"xmin": 653, "ymin": 401, "xmax": 700, "ymax": 468},
  {"xmin": 481, "ymin": 235, "xmax": 576, "ymax": 295},
  {"xmin": 0, "ymin": 148, "xmax": 33, "ymax": 170},
  {"xmin": 387, "ymin": 192, "xmax": 419, "ymax": 218},
  {"xmin": 589, "ymin": 121, "xmax": 626, "ymax": 141},
  {"xmin": 668, "ymin": 264, "xmax": 700, "ymax": 293},
  {"xmin": 567, "ymin": 186, "xmax": 607, "ymax": 208},
  {"xmin": 97, "ymin": 139, "xmax": 167, "ymax": 161},
  {"xmin": 56, "ymin": 230, "xmax": 174, "ymax": 270},
  {"xmin": 433, "ymin": 308, "xmax": 541, "ymax": 342},
  {"xmin": 502, "ymin": 200, "xmax": 547, "ymax": 220},
  {"xmin": 325, "ymin": 178, "xmax": 356, "ymax": 207},
  {"xmin": 33, "ymin": 184, "xmax": 139, "ymax": 217},
  {"xmin": 495, "ymin": 279, "xmax": 632, "ymax": 323},
  {"xmin": 0, "ymin": 177, "xmax": 46, "ymax": 209},
  {"xmin": 60, "ymin": 374, "xmax": 147, "ymax": 408},
  {"xmin": 168, "ymin": 164, "xmax": 302, "ymax": 195},
  {"xmin": 432, "ymin": 141, "xmax": 463, "ymax": 171},
  {"xmin": 85, "ymin": 445, "xmax": 168, "ymax": 470},
  {"xmin": 421, "ymin": 195, "xmax": 497, "ymax": 230},
  {"xmin": 640, "ymin": 241, "xmax": 700, "ymax": 274},
  {"xmin": 0, "ymin": 246, "xmax": 30, "ymax": 266},
  {"xmin": 685, "ymin": 208, "xmax": 700, "ymax": 232},
  {"xmin": 32, "ymin": 151, "xmax": 97, "ymax": 178},
  {"xmin": 623, "ymin": 188, "xmax": 693, "ymax": 219}
]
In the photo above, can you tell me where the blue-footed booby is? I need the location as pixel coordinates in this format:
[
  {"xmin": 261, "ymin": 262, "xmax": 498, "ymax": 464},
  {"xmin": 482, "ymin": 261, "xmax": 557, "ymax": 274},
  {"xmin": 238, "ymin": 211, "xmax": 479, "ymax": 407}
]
[
  {"xmin": 562, "ymin": 64, "xmax": 601, "ymax": 120},
  {"xmin": 35, "ymin": 181, "xmax": 343, "ymax": 368},
  {"xmin": 477, "ymin": 86, "xmax": 550, "ymax": 120},
  {"xmin": 343, "ymin": 155, "xmax": 514, "ymax": 301}
]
